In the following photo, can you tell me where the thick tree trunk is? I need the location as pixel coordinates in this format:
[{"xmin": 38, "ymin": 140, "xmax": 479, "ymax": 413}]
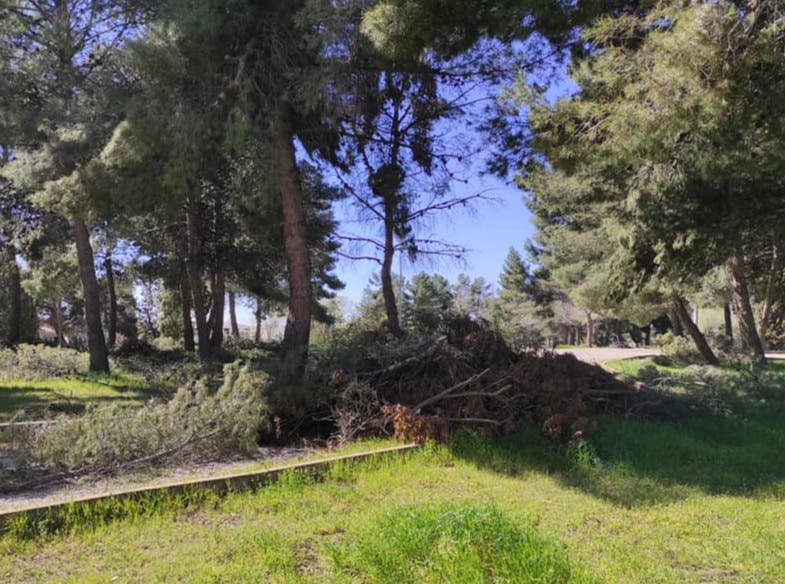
[
  {"xmin": 728, "ymin": 253, "xmax": 766, "ymax": 364},
  {"xmin": 758, "ymin": 246, "xmax": 779, "ymax": 350},
  {"xmin": 254, "ymin": 298, "xmax": 262, "ymax": 343},
  {"xmin": 643, "ymin": 324, "xmax": 651, "ymax": 346},
  {"xmin": 380, "ymin": 216, "xmax": 402, "ymax": 335},
  {"xmin": 6, "ymin": 244, "xmax": 21, "ymax": 345},
  {"xmin": 185, "ymin": 204, "xmax": 210, "ymax": 360},
  {"xmin": 104, "ymin": 246, "xmax": 117, "ymax": 348},
  {"xmin": 669, "ymin": 307, "xmax": 685, "ymax": 336},
  {"xmin": 208, "ymin": 266, "xmax": 225, "ymax": 354},
  {"xmin": 229, "ymin": 291, "xmax": 240, "ymax": 337},
  {"xmin": 72, "ymin": 216, "xmax": 109, "ymax": 373},
  {"xmin": 54, "ymin": 297, "xmax": 65, "ymax": 348},
  {"xmin": 179, "ymin": 273, "xmax": 195, "ymax": 352},
  {"xmin": 724, "ymin": 303, "xmax": 733, "ymax": 339},
  {"xmin": 274, "ymin": 104, "xmax": 312, "ymax": 366},
  {"xmin": 671, "ymin": 296, "xmax": 719, "ymax": 366}
]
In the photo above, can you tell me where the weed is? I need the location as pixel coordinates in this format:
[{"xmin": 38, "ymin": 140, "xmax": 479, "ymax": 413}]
[{"xmin": 329, "ymin": 502, "xmax": 591, "ymax": 583}]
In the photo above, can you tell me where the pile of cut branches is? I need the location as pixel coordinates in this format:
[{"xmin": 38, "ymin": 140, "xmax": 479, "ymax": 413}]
[{"xmin": 327, "ymin": 318, "xmax": 664, "ymax": 443}]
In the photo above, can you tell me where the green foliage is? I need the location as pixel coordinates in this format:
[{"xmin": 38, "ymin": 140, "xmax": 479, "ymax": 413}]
[
  {"xmin": 654, "ymin": 332, "xmax": 700, "ymax": 363},
  {"xmin": 361, "ymin": 0, "xmax": 586, "ymax": 62},
  {"xmin": 17, "ymin": 361, "xmax": 269, "ymax": 472},
  {"xmin": 402, "ymin": 272, "xmax": 454, "ymax": 333},
  {"xmin": 515, "ymin": 1, "xmax": 785, "ymax": 357},
  {"xmin": 492, "ymin": 247, "xmax": 554, "ymax": 347},
  {"xmin": 330, "ymin": 502, "xmax": 587, "ymax": 583},
  {"xmin": 0, "ymin": 344, "xmax": 88, "ymax": 380}
]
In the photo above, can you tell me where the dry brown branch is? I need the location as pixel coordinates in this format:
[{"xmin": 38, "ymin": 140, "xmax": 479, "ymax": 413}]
[{"xmin": 413, "ymin": 369, "xmax": 490, "ymax": 412}]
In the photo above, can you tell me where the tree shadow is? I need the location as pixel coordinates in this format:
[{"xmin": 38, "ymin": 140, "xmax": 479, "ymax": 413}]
[
  {"xmin": 450, "ymin": 410, "xmax": 785, "ymax": 507},
  {"xmin": 0, "ymin": 380, "xmax": 162, "ymax": 422}
]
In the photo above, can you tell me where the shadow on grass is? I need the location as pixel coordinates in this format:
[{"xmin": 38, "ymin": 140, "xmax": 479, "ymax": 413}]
[
  {"xmin": 0, "ymin": 377, "xmax": 166, "ymax": 422},
  {"xmin": 450, "ymin": 408, "xmax": 785, "ymax": 507}
]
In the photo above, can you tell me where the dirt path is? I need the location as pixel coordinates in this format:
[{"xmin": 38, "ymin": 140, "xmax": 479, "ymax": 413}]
[
  {"xmin": 554, "ymin": 347, "xmax": 660, "ymax": 364},
  {"xmin": 557, "ymin": 347, "xmax": 785, "ymax": 364}
]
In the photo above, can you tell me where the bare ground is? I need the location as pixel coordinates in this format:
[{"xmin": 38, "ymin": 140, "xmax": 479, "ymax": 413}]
[{"xmin": 554, "ymin": 347, "xmax": 660, "ymax": 364}]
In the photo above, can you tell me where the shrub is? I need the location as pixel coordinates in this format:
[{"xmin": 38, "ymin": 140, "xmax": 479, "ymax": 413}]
[
  {"xmin": 651, "ymin": 354, "xmax": 673, "ymax": 367},
  {"xmin": 16, "ymin": 361, "xmax": 270, "ymax": 473},
  {"xmin": 329, "ymin": 502, "xmax": 587, "ymax": 583},
  {"xmin": 654, "ymin": 332, "xmax": 699, "ymax": 363},
  {"xmin": 0, "ymin": 344, "xmax": 88, "ymax": 380}
]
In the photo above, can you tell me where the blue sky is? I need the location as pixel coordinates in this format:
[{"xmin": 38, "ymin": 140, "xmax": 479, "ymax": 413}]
[{"xmin": 333, "ymin": 172, "xmax": 535, "ymax": 308}]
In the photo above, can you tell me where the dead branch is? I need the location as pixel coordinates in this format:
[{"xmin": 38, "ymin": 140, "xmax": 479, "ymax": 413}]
[{"xmin": 413, "ymin": 369, "xmax": 490, "ymax": 412}]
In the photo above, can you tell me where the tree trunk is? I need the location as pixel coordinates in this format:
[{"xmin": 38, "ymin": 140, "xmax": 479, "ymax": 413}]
[
  {"xmin": 758, "ymin": 246, "xmax": 779, "ymax": 350},
  {"xmin": 6, "ymin": 244, "xmax": 21, "ymax": 345},
  {"xmin": 185, "ymin": 204, "xmax": 210, "ymax": 360},
  {"xmin": 54, "ymin": 297, "xmax": 65, "ymax": 348},
  {"xmin": 724, "ymin": 303, "xmax": 733, "ymax": 339},
  {"xmin": 728, "ymin": 252, "xmax": 766, "ymax": 364},
  {"xmin": 73, "ymin": 216, "xmax": 109, "ymax": 373},
  {"xmin": 586, "ymin": 312, "xmax": 594, "ymax": 347},
  {"xmin": 380, "ymin": 215, "xmax": 402, "ymax": 335},
  {"xmin": 274, "ymin": 104, "xmax": 312, "ymax": 367},
  {"xmin": 208, "ymin": 266, "xmax": 225, "ymax": 354},
  {"xmin": 254, "ymin": 298, "xmax": 263, "ymax": 343},
  {"xmin": 671, "ymin": 296, "xmax": 719, "ymax": 366},
  {"xmin": 179, "ymin": 273, "xmax": 195, "ymax": 352},
  {"xmin": 669, "ymin": 306, "xmax": 684, "ymax": 336},
  {"xmin": 229, "ymin": 291, "xmax": 240, "ymax": 337},
  {"xmin": 643, "ymin": 324, "xmax": 651, "ymax": 346},
  {"xmin": 104, "ymin": 245, "xmax": 118, "ymax": 348}
]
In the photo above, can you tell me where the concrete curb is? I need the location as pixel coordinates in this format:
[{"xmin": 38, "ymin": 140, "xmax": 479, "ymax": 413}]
[{"xmin": 0, "ymin": 443, "xmax": 419, "ymax": 534}]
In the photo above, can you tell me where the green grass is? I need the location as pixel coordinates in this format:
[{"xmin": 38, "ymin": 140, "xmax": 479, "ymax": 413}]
[
  {"xmin": 0, "ymin": 373, "xmax": 163, "ymax": 422},
  {"xmin": 3, "ymin": 410, "xmax": 785, "ymax": 583},
  {"xmin": 603, "ymin": 357, "xmax": 683, "ymax": 377},
  {"xmin": 604, "ymin": 356, "xmax": 785, "ymax": 378}
]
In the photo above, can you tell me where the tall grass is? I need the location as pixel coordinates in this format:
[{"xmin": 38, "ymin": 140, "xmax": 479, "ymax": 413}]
[{"xmin": 329, "ymin": 502, "xmax": 592, "ymax": 583}]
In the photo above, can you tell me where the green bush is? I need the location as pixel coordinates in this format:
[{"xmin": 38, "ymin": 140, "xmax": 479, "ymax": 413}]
[
  {"xmin": 654, "ymin": 332, "xmax": 699, "ymax": 363},
  {"xmin": 329, "ymin": 503, "xmax": 589, "ymax": 583},
  {"xmin": 651, "ymin": 354, "xmax": 673, "ymax": 367},
  {"xmin": 0, "ymin": 344, "xmax": 88, "ymax": 380},
  {"xmin": 17, "ymin": 361, "xmax": 270, "ymax": 472}
]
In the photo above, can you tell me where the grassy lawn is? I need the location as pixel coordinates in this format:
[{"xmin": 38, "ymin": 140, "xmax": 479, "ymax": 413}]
[
  {"xmin": 604, "ymin": 356, "xmax": 785, "ymax": 377},
  {"xmin": 0, "ymin": 373, "xmax": 163, "ymax": 422},
  {"xmin": 603, "ymin": 357, "xmax": 685, "ymax": 377},
  {"xmin": 3, "ymin": 410, "xmax": 785, "ymax": 583}
]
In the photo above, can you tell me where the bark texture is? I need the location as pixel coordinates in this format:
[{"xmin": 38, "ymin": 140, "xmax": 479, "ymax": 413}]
[
  {"xmin": 186, "ymin": 203, "xmax": 211, "ymax": 360},
  {"xmin": 380, "ymin": 215, "xmax": 402, "ymax": 335},
  {"xmin": 229, "ymin": 291, "xmax": 240, "ymax": 337},
  {"xmin": 104, "ymin": 247, "xmax": 117, "ymax": 348},
  {"xmin": 54, "ymin": 297, "xmax": 65, "ymax": 348},
  {"xmin": 208, "ymin": 266, "xmax": 225, "ymax": 354},
  {"xmin": 274, "ymin": 105, "xmax": 312, "ymax": 365},
  {"xmin": 73, "ymin": 216, "xmax": 109, "ymax": 373},
  {"xmin": 180, "ymin": 273, "xmax": 195, "ymax": 352},
  {"xmin": 671, "ymin": 296, "xmax": 719, "ymax": 366},
  {"xmin": 758, "ymin": 246, "xmax": 779, "ymax": 349},
  {"xmin": 254, "ymin": 298, "xmax": 262, "ymax": 343},
  {"xmin": 728, "ymin": 253, "xmax": 766, "ymax": 364},
  {"xmin": 724, "ymin": 303, "xmax": 733, "ymax": 339}
]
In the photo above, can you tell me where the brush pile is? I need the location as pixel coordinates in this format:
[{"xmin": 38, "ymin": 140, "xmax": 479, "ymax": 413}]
[{"xmin": 328, "ymin": 317, "xmax": 661, "ymax": 443}]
